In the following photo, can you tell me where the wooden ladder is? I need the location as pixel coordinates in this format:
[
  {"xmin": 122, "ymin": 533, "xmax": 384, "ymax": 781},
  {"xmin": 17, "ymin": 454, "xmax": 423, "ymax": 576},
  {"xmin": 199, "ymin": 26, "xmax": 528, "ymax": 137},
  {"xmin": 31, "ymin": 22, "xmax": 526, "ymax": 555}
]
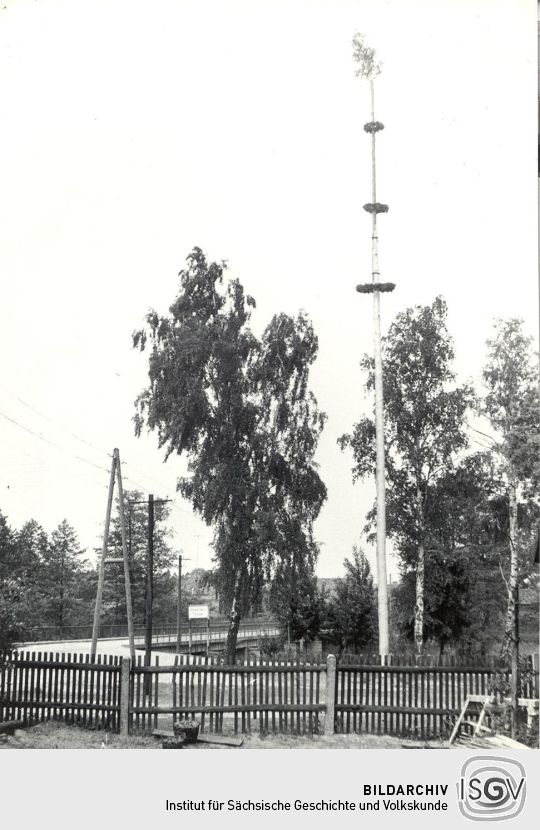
[{"xmin": 449, "ymin": 695, "xmax": 492, "ymax": 745}]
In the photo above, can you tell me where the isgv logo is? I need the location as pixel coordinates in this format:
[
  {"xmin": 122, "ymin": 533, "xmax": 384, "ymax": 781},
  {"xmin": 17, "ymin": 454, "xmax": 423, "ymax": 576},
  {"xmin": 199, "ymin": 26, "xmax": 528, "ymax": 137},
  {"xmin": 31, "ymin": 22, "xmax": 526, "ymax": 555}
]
[{"xmin": 457, "ymin": 756, "xmax": 526, "ymax": 821}]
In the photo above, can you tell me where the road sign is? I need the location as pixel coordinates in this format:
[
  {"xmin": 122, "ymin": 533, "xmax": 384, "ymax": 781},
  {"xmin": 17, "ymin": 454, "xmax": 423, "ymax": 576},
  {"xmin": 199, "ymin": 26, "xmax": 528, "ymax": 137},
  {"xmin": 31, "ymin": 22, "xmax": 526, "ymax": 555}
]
[{"xmin": 188, "ymin": 604, "xmax": 209, "ymax": 620}]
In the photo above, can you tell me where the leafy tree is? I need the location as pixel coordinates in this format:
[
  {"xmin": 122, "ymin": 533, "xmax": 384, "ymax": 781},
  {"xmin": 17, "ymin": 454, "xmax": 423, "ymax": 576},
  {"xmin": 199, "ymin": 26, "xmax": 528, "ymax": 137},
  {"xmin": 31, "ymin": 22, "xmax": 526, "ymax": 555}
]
[
  {"xmin": 325, "ymin": 547, "xmax": 377, "ymax": 653},
  {"xmin": 392, "ymin": 552, "xmax": 471, "ymax": 656},
  {"xmin": 133, "ymin": 248, "xmax": 326, "ymax": 661},
  {"xmin": 102, "ymin": 489, "xmax": 175, "ymax": 627},
  {"xmin": 40, "ymin": 520, "xmax": 84, "ymax": 631},
  {"xmin": 340, "ymin": 297, "xmax": 473, "ymax": 653},
  {"xmin": 481, "ymin": 319, "xmax": 539, "ymax": 658},
  {"xmin": 0, "ymin": 513, "xmax": 27, "ymax": 656},
  {"xmin": 0, "ymin": 579, "xmax": 28, "ymax": 660},
  {"xmin": 268, "ymin": 560, "xmax": 325, "ymax": 643},
  {"xmin": 392, "ymin": 448, "xmax": 538, "ymax": 656},
  {"xmin": 0, "ymin": 510, "xmax": 17, "ymax": 583},
  {"xmin": 12, "ymin": 520, "xmax": 50, "ymax": 631}
]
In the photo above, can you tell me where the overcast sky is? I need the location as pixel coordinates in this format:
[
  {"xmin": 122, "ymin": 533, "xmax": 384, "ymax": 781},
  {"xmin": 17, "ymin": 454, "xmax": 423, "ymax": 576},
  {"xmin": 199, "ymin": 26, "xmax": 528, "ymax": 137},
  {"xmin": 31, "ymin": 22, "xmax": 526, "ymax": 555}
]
[{"xmin": 0, "ymin": 0, "xmax": 537, "ymax": 581}]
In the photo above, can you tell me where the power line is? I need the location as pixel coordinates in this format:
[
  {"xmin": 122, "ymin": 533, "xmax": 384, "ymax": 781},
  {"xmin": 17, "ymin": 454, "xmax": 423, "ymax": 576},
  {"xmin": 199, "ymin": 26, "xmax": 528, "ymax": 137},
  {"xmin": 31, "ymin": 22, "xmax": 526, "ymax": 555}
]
[
  {"xmin": 118, "ymin": 461, "xmax": 194, "ymax": 519},
  {"xmin": 0, "ymin": 409, "xmax": 109, "ymax": 474},
  {"xmin": 0, "ymin": 383, "xmax": 108, "ymax": 456},
  {"xmin": 0, "ymin": 438, "xmax": 108, "ymax": 491},
  {"xmin": 0, "ymin": 388, "xmax": 197, "ymax": 517},
  {"xmin": 123, "ymin": 460, "xmax": 176, "ymax": 494}
]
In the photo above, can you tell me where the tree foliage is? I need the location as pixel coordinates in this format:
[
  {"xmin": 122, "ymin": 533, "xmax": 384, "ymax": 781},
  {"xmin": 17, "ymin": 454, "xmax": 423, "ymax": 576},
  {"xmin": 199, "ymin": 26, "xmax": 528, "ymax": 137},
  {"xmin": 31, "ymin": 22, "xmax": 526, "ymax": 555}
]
[
  {"xmin": 340, "ymin": 297, "xmax": 473, "ymax": 653},
  {"xmin": 102, "ymin": 489, "xmax": 175, "ymax": 626},
  {"xmin": 352, "ymin": 33, "xmax": 381, "ymax": 79},
  {"xmin": 268, "ymin": 560, "xmax": 325, "ymax": 643},
  {"xmin": 324, "ymin": 547, "xmax": 377, "ymax": 652},
  {"xmin": 483, "ymin": 319, "xmax": 539, "ymax": 489},
  {"xmin": 133, "ymin": 248, "xmax": 326, "ymax": 660},
  {"xmin": 40, "ymin": 520, "xmax": 84, "ymax": 630},
  {"xmin": 481, "ymin": 318, "xmax": 539, "ymax": 659}
]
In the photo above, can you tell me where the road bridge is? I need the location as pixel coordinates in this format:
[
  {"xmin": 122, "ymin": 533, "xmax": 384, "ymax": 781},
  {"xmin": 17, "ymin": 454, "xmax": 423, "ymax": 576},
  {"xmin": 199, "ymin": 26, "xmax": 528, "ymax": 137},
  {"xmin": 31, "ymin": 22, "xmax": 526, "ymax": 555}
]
[{"xmin": 21, "ymin": 619, "xmax": 281, "ymax": 656}]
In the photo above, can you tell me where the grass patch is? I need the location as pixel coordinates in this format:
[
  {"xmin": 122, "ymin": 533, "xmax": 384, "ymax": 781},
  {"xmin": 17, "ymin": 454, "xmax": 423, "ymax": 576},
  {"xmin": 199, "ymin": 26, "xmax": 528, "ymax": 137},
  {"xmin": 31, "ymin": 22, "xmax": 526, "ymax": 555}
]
[{"xmin": 0, "ymin": 721, "xmax": 428, "ymax": 749}]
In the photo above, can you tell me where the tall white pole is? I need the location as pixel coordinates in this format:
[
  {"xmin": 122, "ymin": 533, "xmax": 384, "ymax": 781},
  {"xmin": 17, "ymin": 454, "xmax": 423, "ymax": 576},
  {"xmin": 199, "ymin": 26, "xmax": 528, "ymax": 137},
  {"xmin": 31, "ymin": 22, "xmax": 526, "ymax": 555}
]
[
  {"xmin": 353, "ymin": 33, "xmax": 394, "ymax": 657},
  {"xmin": 369, "ymin": 79, "xmax": 389, "ymax": 656}
]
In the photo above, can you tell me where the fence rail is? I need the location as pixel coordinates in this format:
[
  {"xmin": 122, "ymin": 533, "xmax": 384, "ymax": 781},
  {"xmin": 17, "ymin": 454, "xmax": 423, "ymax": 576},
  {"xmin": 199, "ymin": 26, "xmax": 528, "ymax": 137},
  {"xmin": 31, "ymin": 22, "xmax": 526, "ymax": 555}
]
[{"xmin": 1, "ymin": 651, "xmax": 538, "ymax": 740}]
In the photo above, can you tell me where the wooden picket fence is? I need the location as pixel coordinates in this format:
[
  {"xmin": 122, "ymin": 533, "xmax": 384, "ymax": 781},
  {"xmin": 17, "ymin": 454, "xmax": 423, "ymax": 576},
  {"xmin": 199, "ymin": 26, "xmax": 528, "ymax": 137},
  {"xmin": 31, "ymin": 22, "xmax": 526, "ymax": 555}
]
[
  {"xmin": 0, "ymin": 651, "xmax": 122, "ymax": 731},
  {"xmin": 1, "ymin": 651, "xmax": 538, "ymax": 740},
  {"xmin": 337, "ymin": 652, "xmax": 503, "ymax": 667},
  {"xmin": 335, "ymin": 655, "xmax": 539, "ymax": 739},
  {"xmin": 129, "ymin": 654, "xmax": 325, "ymax": 736}
]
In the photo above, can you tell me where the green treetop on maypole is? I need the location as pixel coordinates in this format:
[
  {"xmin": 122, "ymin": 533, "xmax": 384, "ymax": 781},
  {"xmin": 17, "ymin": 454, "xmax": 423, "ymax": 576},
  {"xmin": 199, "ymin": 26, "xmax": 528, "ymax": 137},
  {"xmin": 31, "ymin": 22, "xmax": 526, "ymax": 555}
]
[{"xmin": 352, "ymin": 32, "xmax": 381, "ymax": 80}]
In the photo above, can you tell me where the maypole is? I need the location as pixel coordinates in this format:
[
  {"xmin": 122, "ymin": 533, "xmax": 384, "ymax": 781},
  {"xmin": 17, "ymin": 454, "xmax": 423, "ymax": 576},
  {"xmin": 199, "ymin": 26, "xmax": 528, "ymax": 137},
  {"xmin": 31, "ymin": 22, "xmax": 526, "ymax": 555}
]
[{"xmin": 352, "ymin": 34, "xmax": 395, "ymax": 656}]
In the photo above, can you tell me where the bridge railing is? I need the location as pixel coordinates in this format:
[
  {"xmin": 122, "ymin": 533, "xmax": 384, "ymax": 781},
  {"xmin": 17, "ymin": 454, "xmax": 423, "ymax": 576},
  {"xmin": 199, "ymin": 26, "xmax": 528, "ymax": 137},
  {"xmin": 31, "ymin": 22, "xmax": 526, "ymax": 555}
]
[{"xmin": 23, "ymin": 618, "xmax": 280, "ymax": 644}]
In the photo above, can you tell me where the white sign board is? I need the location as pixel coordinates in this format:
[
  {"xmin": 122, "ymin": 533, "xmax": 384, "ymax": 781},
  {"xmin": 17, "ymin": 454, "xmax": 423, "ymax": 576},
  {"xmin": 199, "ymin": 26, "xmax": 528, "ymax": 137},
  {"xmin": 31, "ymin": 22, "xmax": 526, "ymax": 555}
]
[{"xmin": 188, "ymin": 604, "xmax": 209, "ymax": 620}]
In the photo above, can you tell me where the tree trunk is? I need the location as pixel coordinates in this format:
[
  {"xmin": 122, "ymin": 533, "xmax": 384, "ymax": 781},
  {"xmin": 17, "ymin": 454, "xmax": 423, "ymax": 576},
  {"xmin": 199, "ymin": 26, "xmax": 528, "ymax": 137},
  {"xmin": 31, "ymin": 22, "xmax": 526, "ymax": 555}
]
[
  {"xmin": 414, "ymin": 540, "xmax": 425, "ymax": 656},
  {"xmin": 502, "ymin": 474, "xmax": 519, "ymax": 738},
  {"xmin": 502, "ymin": 476, "xmax": 519, "ymax": 657},
  {"xmin": 224, "ymin": 572, "xmax": 243, "ymax": 665},
  {"xmin": 414, "ymin": 484, "xmax": 425, "ymax": 656}
]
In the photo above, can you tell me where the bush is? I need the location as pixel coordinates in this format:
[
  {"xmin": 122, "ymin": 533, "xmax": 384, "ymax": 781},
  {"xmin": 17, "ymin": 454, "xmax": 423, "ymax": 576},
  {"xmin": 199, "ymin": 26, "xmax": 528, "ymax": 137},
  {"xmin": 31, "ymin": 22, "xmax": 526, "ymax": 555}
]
[
  {"xmin": 258, "ymin": 634, "xmax": 285, "ymax": 658},
  {"xmin": 0, "ymin": 579, "xmax": 27, "ymax": 661}
]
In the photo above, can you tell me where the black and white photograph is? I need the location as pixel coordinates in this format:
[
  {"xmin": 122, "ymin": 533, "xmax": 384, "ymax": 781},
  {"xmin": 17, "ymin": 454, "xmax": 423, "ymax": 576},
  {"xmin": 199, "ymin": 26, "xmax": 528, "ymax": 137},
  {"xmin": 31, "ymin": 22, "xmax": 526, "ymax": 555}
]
[{"xmin": 0, "ymin": 0, "xmax": 538, "ymax": 759}]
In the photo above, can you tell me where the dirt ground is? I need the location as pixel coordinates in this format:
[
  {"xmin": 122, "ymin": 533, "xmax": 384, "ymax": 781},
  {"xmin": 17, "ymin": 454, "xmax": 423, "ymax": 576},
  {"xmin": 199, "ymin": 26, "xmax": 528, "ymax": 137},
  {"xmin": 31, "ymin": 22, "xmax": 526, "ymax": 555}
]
[{"xmin": 0, "ymin": 721, "xmax": 434, "ymax": 750}]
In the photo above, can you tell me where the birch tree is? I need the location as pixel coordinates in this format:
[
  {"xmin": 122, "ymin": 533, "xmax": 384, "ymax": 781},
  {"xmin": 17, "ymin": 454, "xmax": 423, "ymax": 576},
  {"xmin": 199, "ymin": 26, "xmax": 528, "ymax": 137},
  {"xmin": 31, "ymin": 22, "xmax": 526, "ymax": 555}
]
[
  {"xmin": 340, "ymin": 297, "xmax": 472, "ymax": 654},
  {"xmin": 482, "ymin": 319, "xmax": 539, "ymax": 659},
  {"xmin": 133, "ymin": 248, "xmax": 326, "ymax": 662}
]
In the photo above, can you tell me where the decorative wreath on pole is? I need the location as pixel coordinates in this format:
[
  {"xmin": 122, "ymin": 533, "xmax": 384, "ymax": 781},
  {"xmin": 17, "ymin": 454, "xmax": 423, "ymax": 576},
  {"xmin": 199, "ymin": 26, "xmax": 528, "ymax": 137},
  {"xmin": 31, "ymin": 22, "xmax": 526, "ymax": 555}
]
[
  {"xmin": 356, "ymin": 282, "xmax": 396, "ymax": 294},
  {"xmin": 363, "ymin": 202, "xmax": 389, "ymax": 214},
  {"xmin": 363, "ymin": 121, "xmax": 385, "ymax": 133}
]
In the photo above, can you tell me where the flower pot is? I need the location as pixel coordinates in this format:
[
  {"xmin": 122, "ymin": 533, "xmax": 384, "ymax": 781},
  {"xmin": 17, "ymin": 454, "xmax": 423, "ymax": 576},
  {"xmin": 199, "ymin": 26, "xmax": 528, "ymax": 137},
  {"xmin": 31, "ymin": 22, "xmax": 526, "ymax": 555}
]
[
  {"xmin": 173, "ymin": 719, "xmax": 200, "ymax": 743},
  {"xmin": 162, "ymin": 737, "xmax": 185, "ymax": 749}
]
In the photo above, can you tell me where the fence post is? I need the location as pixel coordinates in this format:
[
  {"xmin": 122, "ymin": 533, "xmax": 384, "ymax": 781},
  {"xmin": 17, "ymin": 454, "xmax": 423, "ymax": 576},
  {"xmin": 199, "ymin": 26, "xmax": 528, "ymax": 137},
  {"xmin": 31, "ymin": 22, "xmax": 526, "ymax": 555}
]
[
  {"xmin": 119, "ymin": 657, "xmax": 131, "ymax": 736},
  {"xmin": 324, "ymin": 654, "xmax": 336, "ymax": 735}
]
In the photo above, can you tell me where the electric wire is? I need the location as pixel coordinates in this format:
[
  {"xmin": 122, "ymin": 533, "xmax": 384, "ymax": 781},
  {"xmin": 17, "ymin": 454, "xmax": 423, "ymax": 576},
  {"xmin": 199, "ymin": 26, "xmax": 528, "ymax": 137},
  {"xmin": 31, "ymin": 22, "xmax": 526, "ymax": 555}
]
[
  {"xmin": 0, "ymin": 383, "xmax": 108, "ymax": 455},
  {"xmin": 0, "ymin": 388, "xmax": 206, "ymax": 524},
  {"xmin": 0, "ymin": 438, "xmax": 108, "ymax": 491},
  {"xmin": 0, "ymin": 409, "xmax": 109, "ymax": 474}
]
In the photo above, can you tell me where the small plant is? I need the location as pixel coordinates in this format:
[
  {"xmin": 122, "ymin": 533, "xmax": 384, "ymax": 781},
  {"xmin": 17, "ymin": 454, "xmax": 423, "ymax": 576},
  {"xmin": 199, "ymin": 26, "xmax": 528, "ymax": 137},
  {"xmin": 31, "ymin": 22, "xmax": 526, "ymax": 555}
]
[
  {"xmin": 487, "ymin": 660, "xmax": 511, "ymax": 703},
  {"xmin": 259, "ymin": 634, "xmax": 285, "ymax": 659}
]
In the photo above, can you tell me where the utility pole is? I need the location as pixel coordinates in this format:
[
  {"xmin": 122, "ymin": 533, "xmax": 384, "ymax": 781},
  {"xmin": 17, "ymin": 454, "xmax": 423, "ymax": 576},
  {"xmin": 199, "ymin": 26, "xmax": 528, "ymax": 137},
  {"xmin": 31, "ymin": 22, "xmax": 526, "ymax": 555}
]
[
  {"xmin": 176, "ymin": 553, "xmax": 191, "ymax": 654},
  {"xmin": 91, "ymin": 456, "xmax": 116, "ymax": 659},
  {"xmin": 115, "ymin": 453, "xmax": 135, "ymax": 661},
  {"xmin": 353, "ymin": 34, "xmax": 394, "ymax": 656},
  {"xmin": 128, "ymin": 494, "xmax": 171, "ymax": 694},
  {"xmin": 91, "ymin": 448, "xmax": 135, "ymax": 661},
  {"xmin": 145, "ymin": 494, "xmax": 154, "ymax": 680}
]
